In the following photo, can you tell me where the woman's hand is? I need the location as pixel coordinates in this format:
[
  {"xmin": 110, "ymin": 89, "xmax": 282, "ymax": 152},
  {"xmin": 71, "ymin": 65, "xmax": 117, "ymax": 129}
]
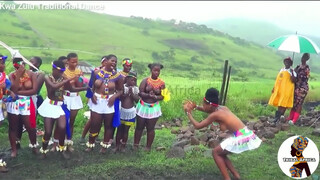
[
  {"xmin": 9, "ymin": 91, "xmax": 16, "ymax": 100},
  {"xmin": 107, "ymin": 95, "xmax": 116, "ymax": 107},
  {"xmin": 128, "ymin": 87, "xmax": 133, "ymax": 96},
  {"xmin": 183, "ymin": 100, "xmax": 196, "ymax": 113},
  {"xmin": 149, "ymin": 90, "xmax": 158, "ymax": 100},
  {"xmin": 91, "ymin": 94, "xmax": 97, "ymax": 105}
]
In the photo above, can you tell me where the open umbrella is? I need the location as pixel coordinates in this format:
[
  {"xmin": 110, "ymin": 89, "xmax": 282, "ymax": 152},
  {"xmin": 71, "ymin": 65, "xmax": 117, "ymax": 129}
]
[{"xmin": 267, "ymin": 34, "xmax": 320, "ymax": 54}]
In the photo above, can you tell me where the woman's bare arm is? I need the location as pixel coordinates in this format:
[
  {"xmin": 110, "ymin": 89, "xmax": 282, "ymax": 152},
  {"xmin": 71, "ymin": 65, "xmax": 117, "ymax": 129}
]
[
  {"xmin": 44, "ymin": 75, "xmax": 71, "ymax": 90},
  {"xmin": 187, "ymin": 112, "xmax": 216, "ymax": 129}
]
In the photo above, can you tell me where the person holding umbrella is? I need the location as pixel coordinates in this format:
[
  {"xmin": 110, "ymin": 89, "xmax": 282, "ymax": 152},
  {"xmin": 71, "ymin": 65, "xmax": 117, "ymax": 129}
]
[
  {"xmin": 287, "ymin": 53, "xmax": 310, "ymax": 125},
  {"xmin": 268, "ymin": 57, "xmax": 297, "ymax": 125}
]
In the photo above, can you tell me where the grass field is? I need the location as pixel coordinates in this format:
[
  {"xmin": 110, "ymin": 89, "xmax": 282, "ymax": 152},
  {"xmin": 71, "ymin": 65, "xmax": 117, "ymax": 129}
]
[
  {"xmin": 0, "ymin": 121, "xmax": 319, "ymax": 180},
  {"xmin": 0, "ymin": 78, "xmax": 319, "ymax": 179}
]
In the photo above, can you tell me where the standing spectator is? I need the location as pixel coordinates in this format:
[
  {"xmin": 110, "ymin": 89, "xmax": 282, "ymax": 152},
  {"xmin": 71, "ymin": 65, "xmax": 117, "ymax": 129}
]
[
  {"xmin": 287, "ymin": 53, "xmax": 310, "ymax": 125},
  {"xmin": 268, "ymin": 57, "xmax": 296, "ymax": 125}
]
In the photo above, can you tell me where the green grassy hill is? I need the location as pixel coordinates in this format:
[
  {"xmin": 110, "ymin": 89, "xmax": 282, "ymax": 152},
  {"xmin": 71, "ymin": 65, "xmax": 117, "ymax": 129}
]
[
  {"xmin": 0, "ymin": 7, "xmax": 309, "ymax": 80},
  {"xmin": 202, "ymin": 18, "xmax": 294, "ymax": 45}
]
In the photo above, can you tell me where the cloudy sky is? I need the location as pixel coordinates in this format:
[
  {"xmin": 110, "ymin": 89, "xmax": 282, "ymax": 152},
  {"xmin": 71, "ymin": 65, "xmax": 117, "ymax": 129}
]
[{"xmin": 15, "ymin": 1, "xmax": 320, "ymax": 37}]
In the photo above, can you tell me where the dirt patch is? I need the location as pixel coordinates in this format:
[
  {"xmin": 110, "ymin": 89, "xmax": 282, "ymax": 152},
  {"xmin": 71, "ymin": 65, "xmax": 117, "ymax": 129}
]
[
  {"xmin": 162, "ymin": 39, "xmax": 209, "ymax": 51},
  {"xmin": 108, "ymin": 166, "xmax": 220, "ymax": 180}
]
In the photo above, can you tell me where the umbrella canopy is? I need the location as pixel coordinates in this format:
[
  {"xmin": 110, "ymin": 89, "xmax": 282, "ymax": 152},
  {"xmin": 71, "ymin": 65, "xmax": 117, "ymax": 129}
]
[{"xmin": 267, "ymin": 34, "xmax": 320, "ymax": 54}]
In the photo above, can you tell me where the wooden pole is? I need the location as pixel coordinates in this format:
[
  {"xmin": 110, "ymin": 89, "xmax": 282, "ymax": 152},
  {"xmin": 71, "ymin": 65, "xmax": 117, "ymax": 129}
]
[
  {"xmin": 223, "ymin": 66, "xmax": 232, "ymax": 105},
  {"xmin": 219, "ymin": 60, "xmax": 228, "ymax": 105}
]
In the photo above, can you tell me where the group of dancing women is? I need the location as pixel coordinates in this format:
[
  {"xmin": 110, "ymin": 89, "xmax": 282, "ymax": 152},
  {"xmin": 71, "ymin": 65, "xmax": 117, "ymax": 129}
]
[
  {"xmin": 0, "ymin": 50, "xmax": 310, "ymax": 179},
  {"xmin": 5, "ymin": 51, "xmax": 313, "ymax": 179},
  {"xmin": 0, "ymin": 52, "xmax": 169, "ymax": 173}
]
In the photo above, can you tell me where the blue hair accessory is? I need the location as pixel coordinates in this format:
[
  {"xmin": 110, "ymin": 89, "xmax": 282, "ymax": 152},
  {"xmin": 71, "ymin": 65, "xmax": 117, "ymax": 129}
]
[{"xmin": 0, "ymin": 56, "xmax": 7, "ymax": 63}]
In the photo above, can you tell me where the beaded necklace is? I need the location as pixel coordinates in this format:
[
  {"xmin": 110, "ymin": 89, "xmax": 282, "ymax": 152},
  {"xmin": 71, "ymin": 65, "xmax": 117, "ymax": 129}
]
[
  {"xmin": 96, "ymin": 69, "xmax": 116, "ymax": 94},
  {"xmin": 147, "ymin": 77, "xmax": 164, "ymax": 89},
  {"xmin": 64, "ymin": 68, "xmax": 81, "ymax": 79},
  {"xmin": 13, "ymin": 71, "xmax": 30, "ymax": 86},
  {"xmin": 49, "ymin": 75, "xmax": 64, "ymax": 98},
  {"xmin": 120, "ymin": 71, "xmax": 129, "ymax": 77}
]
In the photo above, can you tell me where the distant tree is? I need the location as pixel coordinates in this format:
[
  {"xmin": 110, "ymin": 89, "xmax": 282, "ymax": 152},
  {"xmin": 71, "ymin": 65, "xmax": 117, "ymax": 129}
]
[{"xmin": 133, "ymin": 61, "xmax": 147, "ymax": 77}]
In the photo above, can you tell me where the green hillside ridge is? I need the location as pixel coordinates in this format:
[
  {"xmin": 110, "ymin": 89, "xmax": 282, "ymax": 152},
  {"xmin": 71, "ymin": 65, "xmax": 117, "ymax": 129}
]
[
  {"xmin": 0, "ymin": 9, "xmax": 319, "ymax": 80},
  {"xmin": 202, "ymin": 18, "xmax": 294, "ymax": 45}
]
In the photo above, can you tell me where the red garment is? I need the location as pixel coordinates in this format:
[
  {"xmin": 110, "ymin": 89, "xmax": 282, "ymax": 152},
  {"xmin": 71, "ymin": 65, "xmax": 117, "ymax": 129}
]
[{"xmin": 29, "ymin": 98, "xmax": 36, "ymax": 128}]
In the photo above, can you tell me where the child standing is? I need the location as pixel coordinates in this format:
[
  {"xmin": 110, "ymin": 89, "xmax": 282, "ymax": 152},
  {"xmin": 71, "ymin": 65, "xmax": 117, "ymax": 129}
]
[
  {"xmin": 184, "ymin": 88, "xmax": 262, "ymax": 180},
  {"xmin": 37, "ymin": 60, "xmax": 77, "ymax": 159},
  {"xmin": 115, "ymin": 71, "xmax": 139, "ymax": 152},
  {"xmin": 60, "ymin": 53, "xmax": 87, "ymax": 152}
]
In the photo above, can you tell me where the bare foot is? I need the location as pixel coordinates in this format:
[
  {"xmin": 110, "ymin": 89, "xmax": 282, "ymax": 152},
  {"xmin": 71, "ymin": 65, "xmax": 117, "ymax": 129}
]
[
  {"xmin": 11, "ymin": 151, "xmax": 17, "ymax": 158},
  {"xmin": 144, "ymin": 147, "xmax": 151, "ymax": 152},
  {"xmin": 0, "ymin": 166, "xmax": 8, "ymax": 173},
  {"xmin": 32, "ymin": 148, "xmax": 39, "ymax": 155},
  {"xmin": 50, "ymin": 143, "xmax": 57, "ymax": 152},
  {"xmin": 99, "ymin": 148, "xmax": 107, "ymax": 154},
  {"xmin": 233, "ymin": 173, "xmax": 241, "ymax": 180},
  {"xmin": 67, "ymin": 146, "xmax": 74, "ymax": 153}
]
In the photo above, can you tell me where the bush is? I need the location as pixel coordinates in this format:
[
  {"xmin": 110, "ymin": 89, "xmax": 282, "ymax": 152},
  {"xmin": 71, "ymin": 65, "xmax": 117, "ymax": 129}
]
[{"xmin": 142, "ymin": 29, "xmax": 149, "ymax": 36}]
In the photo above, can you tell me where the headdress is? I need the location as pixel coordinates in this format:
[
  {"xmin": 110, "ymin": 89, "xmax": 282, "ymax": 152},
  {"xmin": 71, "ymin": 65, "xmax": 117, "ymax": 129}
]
[
  {"xmin": 292, "ymin": 136, "xmax": 309, "ymax": 153},
  {"xmin": 122, "ymin": 58, "xmax": 132, "ymax": 66}
]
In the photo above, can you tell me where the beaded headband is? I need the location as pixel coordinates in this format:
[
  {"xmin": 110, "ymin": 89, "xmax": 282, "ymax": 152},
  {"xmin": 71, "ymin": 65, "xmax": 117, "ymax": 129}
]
[
  {"xmin": 127, "ymin": 74, "xmax": 137, "ymax": 79},
  {"xmin": 0, "ymin": 56, "xmax": 7, "ymax": 63},
  {"xmin": 122, "ymin": 59, "xmax": 132, "ymax": 66},
  {"xmin": 101, "ymin": 57, "xmax": 107, "ymax": 63},
  {"xmin": 203, "ymin": 97, "xmax": 219, "ymax": 107},
  {"xmin": 52, "ymin": 62, "xmax": 65, "ymax": 72},
  {"xmin": 13, "ymin": 61, "xmax": 24, "ymax": 69}
]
